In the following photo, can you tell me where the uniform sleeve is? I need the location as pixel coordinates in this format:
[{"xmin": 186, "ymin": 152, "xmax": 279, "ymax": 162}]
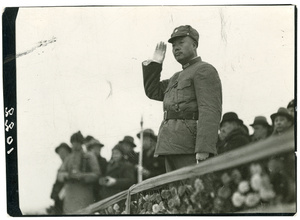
[
  {"xmin": 193, "ymin": 64, "xmax": 222, "ymax": 154},
  {"xmin": 142, "ymin": 61, "xmax": 169, "ymax": 101}
]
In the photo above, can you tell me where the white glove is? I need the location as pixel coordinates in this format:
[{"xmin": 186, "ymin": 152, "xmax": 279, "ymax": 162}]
[
  {"xmin": 105, "ymin": 176, "xmax": 117, "ymax": 186},
  {"xmin": 152, "ymin": 41, "xmax": 167, "ymax": 64},
  {"xmin": 196, "ymin": 152, "xmax": 209, "ymax": 163}
]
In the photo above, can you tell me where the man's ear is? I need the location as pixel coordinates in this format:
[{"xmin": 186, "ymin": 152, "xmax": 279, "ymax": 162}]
[{"xmin": 193, "ymin": 40, "xmax": 198, "ymax": 49}]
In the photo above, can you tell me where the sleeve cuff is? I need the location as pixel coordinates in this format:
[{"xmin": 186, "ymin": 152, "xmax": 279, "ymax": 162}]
[{"xmin": 142, "ymin": 59, "xmax": 162, "ymax": 66}]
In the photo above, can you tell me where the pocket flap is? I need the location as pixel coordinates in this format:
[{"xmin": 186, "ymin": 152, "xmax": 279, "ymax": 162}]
[{"xmin": 177, "ymin": 79, "xmax": 192, "ymax": 89}]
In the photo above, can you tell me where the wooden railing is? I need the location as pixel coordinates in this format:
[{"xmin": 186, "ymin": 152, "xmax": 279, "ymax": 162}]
[{"xmin": 75, "ymin": 130, "xmax": 295, "ymax": 214}]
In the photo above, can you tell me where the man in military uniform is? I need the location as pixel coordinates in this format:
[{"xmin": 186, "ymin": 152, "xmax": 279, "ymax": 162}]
[
  {"xmin": 136, "ymin": 129, "xmax": 166, "ymax": 180},
  {"xmin": 142, "ymin": 25, "xmax": 222, "ymax": 172}
]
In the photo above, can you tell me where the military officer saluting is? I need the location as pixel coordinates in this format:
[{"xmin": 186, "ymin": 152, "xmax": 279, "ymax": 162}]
[{"xmin": 142, "ymin": 25, "xmax": 222, "ymax": 172}]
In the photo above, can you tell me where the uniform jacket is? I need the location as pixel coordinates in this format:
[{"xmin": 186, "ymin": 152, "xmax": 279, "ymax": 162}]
[
  {"xmin": 142, "ymin": 57, "xmax": 222, "ymax": 156},
  {"xmin": 101, "ymin": 159, "xmax": 136, "ymax": 199},
  {"xmin": 217, "ymin": 128, "xmax": 251, "ymax": 155}
]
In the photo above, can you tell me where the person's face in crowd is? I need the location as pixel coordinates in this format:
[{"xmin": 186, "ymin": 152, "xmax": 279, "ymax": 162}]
[
  {"xmin": 252, "ymin": 124, "xmax": 269, "ymax": 140},
  {"xmin": 287, "ymin": 107, "xmax": 294, "ymax": 117},
  {"xmin": 142, "ymin": 136, "xmax": 153, "ymax": 151},
  {"xmin": 274, "ymin": 116, "xmax": 292, "ymax": 133},
  {"xmin": 57, "ymin": 148, "xmax": 70, "ymax": 161},
  {"xmin": 120, "ymin": 143, "xmax": 134, "ymax": 154},
  {"xmin": 218, "ymin": 131, "xmax": 226, "ymax": 141},
  {"xmin": 71, "ymin": 141, "xmax": 82, "ymax": 151},
  {"xmin": 90, "ymin": 145, "xmax": 101, "ymax": 157},
  {"xmin": 172, "ymin": 36, "xmax": 197, "ymax": 65},
  {"xmin": 112, "ymin": 149, "xmax": 123, "ymax": 162},
  {"xmin": 220, "ymin": 121, "xmax": 238, "ymax": 140}
]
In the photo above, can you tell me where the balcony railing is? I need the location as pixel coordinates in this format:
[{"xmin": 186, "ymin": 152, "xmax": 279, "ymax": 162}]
[{"xmin": 75, "ymin": 129, "xmax": 295, "ymax": 214}]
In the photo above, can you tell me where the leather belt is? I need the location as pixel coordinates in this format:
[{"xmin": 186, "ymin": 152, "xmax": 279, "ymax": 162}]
[{"xmin": 164, "ymin": 110, "xmax": 198, "ymax": 120}]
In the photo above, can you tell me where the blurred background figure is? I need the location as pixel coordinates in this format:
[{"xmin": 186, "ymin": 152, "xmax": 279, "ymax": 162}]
[
  {"xmin": 85, "ymin": 136, "xmax": 107, "ymax": 176},
  {"xmin": 217, "ymin": 112, "xmax": 250, "ymax": 154},
  {"xmin": 249, "ymin": 116, "xmax": 272, "ymax": 142},
  {"xmin": 268, "ymin": 106, "xmax": 295, "ymax": 204},
  {"xmin": 287, "ymin": 99, "xmax": 295, "ymax": 117},
  {"xmin": 271, "ymin": 107, "xmax": 294, "ymax": 136},
  {"xmin": 136, "ymin": 129, "xmax": 165, "ymax": 180},
  {"xmin": 85, "ymin": 136, "xmax": 107, "ymax": 201},
  {"xmin": 118, "ymin": 136, "xmax": 139, "ymax": 166},
  {"xmin": 57, "ymin": 131, "xmax": 100, "ymax": 214},
  {"xmin": 99, "ymin": 144, "xmax": 136, "ymax": 199},
  {"xmin": 48, "ymin": 143, "xmax": 72, "ymax": 215}
]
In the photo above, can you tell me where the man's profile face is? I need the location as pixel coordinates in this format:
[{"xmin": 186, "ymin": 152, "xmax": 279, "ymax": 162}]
[
  {"xmin": 252, "ymin": 124, "xmax": 268, "ymax": 140},
  {"xmin": 90, "ymin": 145, "xmax": 101, "ymax": 156},
  {"xmin": 219, "ymin": 121, "xmax": 238, "ymax": 140},
  {"xmin": 142, "ymin": 136, "xmax": 153, "ymax": 151},
  {"xmin": 120, "ymin": 143, "xmax": 134, "ymax": 153},
  {"xmin": 287, "ymin": 107, "xmax": 294, "ymax": 117},
  {"xmin": 57, "ymin": 148, "xmax": 70, "ymax": 161},
  {"xmin": 71, "ymin": 141, "xmax": 82, "ymax": 151},
  {"xmin": 274, "ymin": 116, "xmax": 292, "ymax": 133},
  {"xmin": 172, "ymin": 36, "xmax": 196, "ymax": 65}
]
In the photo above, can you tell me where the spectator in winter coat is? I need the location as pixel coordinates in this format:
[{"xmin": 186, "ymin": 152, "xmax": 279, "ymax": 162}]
[
  {"xmin": 99, "ymin": 144, "xmax": 136, "ymax": 199},
  {"xmin": 249, "ymin": 116, "xmax": 272, "ymax": 142},
  {"xmin": 118, "ymin": 136, "xmax": 139, "ymax": 166},
  {"xmin": 217, "ymin": 112, "xmax": 251, "ymax": 154},
  {"xmin": 85, "ymin": 136, "xmax": 107, "ymax": 176},
  {"xmin": 136, "ymin": 129, "xmax": 166, "ymax": 180},
  {"xmin": 57, "ymin": 131, "xmax": 100, "ymax": 214},
  {"xmin": 85, "ymin": 136, "xmax": 107, "ymax": 201},
  {"xmin": 49, "ymin": 143, "xmax": 72, "ymax": 215}
]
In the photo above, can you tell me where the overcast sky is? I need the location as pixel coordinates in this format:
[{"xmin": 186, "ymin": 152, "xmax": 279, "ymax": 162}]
[{"xmin": 12, "ymin": 5, "xmax": 295, "ymax": 213}]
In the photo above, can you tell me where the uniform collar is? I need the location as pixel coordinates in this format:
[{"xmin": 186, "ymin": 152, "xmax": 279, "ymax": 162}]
[{"xmin": 182, "ymin": 56, "xmax": 201, "ymax": 69}]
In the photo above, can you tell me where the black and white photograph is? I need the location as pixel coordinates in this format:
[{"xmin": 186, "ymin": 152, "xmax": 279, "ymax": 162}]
[{"xmin": 2, "ymin": 2, "xmax": 297, "ymax": 217}]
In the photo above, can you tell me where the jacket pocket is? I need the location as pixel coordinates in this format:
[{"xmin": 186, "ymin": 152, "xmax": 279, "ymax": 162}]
[
  {"xmin": 183, "ymin": 119, "xmax": 197, "ymax": 138},
  {"xmin": 177, "ymin": 79, "xmax": 195, "ymax": 101}
]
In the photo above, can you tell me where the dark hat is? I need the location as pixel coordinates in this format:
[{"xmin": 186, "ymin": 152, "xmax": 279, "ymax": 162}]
[
  {"xmin": 119, "ymin": 136, "xmax": 136, "ymax": 148},
  {"xmin": 287, "ymin": 99, "xmax": 294, "ymax": 109},
  {"xmin": 112, "ymin": 144, "xmax": 125, "ymax": 155},
  {"xmin": 168, "ymin": 25, "xmax": 199, "ymax": 45},
  {"xmin": 270, "ymin": 107, "xmax": 294, "ymax": 122},
  {"xmin": 136, "ymin": 129, "xmax": 157, "ymax": 141},
  {"xmin": 250, "ymin": 116, "xmax": 271, "ymax": 128},
  {"xmin": 85, "ymin": 137, "xmax": 104, "ymax": 150},
  {"xmin": 84, "ymin": 135, "xmax": 94, "ymax": 143},
  {"xmin": 220, "ymin": 112, "xmax": 244, "ymax": 127},
  {"xmin": 70, "ymin": 131, "xmax": 84, "ymax": 144},
  {"xmin": 55, "ymin": 143, "xmax": 72, "ymax": 154}
]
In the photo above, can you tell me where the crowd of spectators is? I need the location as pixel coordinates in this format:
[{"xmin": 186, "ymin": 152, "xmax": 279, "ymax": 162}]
[{"xmin": 47, "ymin": 99, "xmax": 295, "ymax": 214}]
